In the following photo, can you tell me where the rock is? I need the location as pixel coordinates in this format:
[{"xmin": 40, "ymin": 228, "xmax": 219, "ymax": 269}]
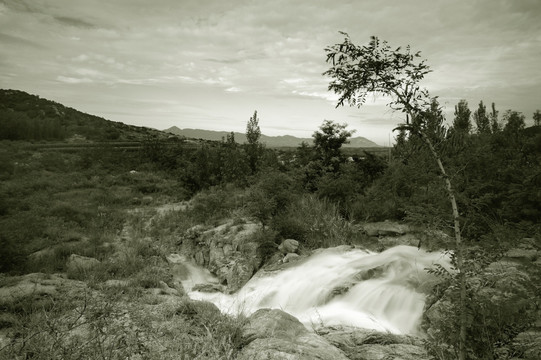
[
  {"xmin": 191, "ymin": 283, "xmax": 225, "ymax": 293},
  {"xmin": 66, "ymin": 254, "xmax": 100, "ymax": 273},
  {"xmin": 165, "ymin": 253, "xmax": 183, "ymax": 264},
  {"xmin": 226, "ymin": 259, "xmax": 255, "ymax": 293},
  {"xmin": 362, "ymin": 222, "xmax": 411, "ymax": 237},
  {"xmin": 504, "ymin": 248, "xmax": 538, "ymax": 262},
  {"xmin": 378, "ymin": 234, "xmax": 421, "ymax": 248},
  {"xmin": 158, "ymin": 281, "xmax": 179, "ymax": 295},
  {"xmin": 181, "ymin": 221, "xmax": 262, "ymax": 292},
  {"xmin": 318, "ymin": 326, "xmax": 429, "ymax": 360},
  {"xmin": 283, "ymin": 253, "xmax": 300, "ymax": 263},
  {"xmin": 238, "ymin": 309, "xmax": 349, "ymax": 360},
  {"xmin": 0, "ymin": 273, "xmax": 85, "ymax": 306},
  {"xmin": 278, "ymin": 239, "xmax": 299, "ymax": 254}
]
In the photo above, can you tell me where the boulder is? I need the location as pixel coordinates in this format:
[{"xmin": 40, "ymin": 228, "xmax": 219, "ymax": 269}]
[
  {"xmin": 278, "ymin": 239, "xmax": 299, "ymax": 254},
  {"xmin": 237, "ymin": 309, "xmax": 349, "ymax": 360},
  {"xmin": 180, "ymin": 221, "xmax": 262, "ymax": 292},
  {"xmin": 318, "ymin": 326, "xmax": 429, "ymax": 360},
  {"xmin": 66, "ymin": 254, "xmax": 100, "ymax": 273}
]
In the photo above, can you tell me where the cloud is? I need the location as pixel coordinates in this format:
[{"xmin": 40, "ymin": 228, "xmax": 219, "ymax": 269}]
[
  {"xmin": 1, "ymin": 0, "xmax": 540, "ymax": 145},
  {"xmin": 54, "ymin": 16, "xmax": 96, "ymax": 29}
]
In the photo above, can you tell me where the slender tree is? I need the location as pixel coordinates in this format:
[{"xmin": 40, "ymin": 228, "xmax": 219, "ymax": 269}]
[
  {"xmin": 473, "ymin": 100, "xmax": 491, "ymax": 134},
  {"xmin": 490, "ymin": 102, "xmax": 500, "ymax": 133},
  {"xmin": 453, "ymin": 99, "xmax": 472, "ymax": 134},
  {"xmin": 246, "ymin": 110, "xmax": 263, "ymax": 173},
  {"xmin": 323, "ymin": 33, "xmax": 467, "ymax": 360}
]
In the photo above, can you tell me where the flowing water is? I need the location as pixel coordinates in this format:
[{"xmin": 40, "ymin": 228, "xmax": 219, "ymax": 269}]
[{"xmin": 186, "ymin": 245, "xmax": 450, "ymax": 334}]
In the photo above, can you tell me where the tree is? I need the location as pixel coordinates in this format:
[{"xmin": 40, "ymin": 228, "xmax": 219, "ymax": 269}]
[
  {"xmin": 473, "ymin": 101, "xmax": 491, "ymax": 134},
  {"xmin": 424, "ymin": 97, "xmax": 447, "ymax": 144},
  {"xmin": 312, "ymin": 120, "xmax": 354, "ymax": 170},
  {"xmin": 534, "ymin": 110, "xmax": 541, "ymax": 126},
  {"xmin": 490, "ymin": 102, "xmax": 500, "ymax": 133},
  {"xmin": 323, "ymin": 33, "xmax": 467, "ymax": 360},
  {"xmin": 246, "ymin": 110, "xmax": 263, "ymax": 173},
  {"xmin": 453, "ymin": 99, "xmax": 471, "ymax": 134},
  {"xmin": 503, "ymin": 110, "xmax": 525, "ymax": 134}
]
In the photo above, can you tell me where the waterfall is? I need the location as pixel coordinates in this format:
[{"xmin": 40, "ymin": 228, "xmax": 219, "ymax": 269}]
[{"xmin": 187, "ymin": 245, "xmax": 450, "ymax": 334}]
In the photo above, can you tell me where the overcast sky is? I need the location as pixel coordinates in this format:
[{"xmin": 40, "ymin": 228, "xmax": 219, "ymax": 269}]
[{"xmin": 1, "ymin": 0, "xmax": 540, "ymax": 145}]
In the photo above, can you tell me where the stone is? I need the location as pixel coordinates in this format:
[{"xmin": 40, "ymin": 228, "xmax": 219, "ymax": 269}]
[
  {"xmin": 362, "ymin": 222, "xmax": 411, "ymax": 237},
  {"xmin": 237, "ymin": 309, "xmax": 348, "ymax": 360},
  {"xmin": 278, "ymin": 239, "xmax": 299, "ymax": 254},
  {"xmin": 283, "ymin": 253, "xmax": 300, "ymax": 263},
  {"xmin": 66, "ymin": 254, "xmax": 100, "ymax": 273}
]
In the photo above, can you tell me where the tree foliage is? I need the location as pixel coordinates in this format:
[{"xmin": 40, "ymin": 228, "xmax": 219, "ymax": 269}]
[
  {"xmin": 312, "ymin": 120, "xmax": 354, "ymax": 170},
  {"xmin": 245, "ymin": 110, "xmax": 263, "ymax": 174}
]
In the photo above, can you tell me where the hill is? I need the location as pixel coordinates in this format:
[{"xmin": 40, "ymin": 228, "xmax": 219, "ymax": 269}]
[
  {"xmin": 164, "ymin": 126, "xmax": 381, "ymax": 148},
  {"xmin": 0, "ymin": 89, "xmax": 168, "ymax": 142}
]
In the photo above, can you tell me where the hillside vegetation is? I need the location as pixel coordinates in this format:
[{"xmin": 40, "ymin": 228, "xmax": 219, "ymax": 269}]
[{"xmin": 1, "ymin": 91, "xmax": 540, "ymax": 359}]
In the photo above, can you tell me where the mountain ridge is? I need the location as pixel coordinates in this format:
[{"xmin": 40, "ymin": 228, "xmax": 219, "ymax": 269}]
[{"xmin": 164, "ymin": 126, "xmax": 381, "ymax": 148}]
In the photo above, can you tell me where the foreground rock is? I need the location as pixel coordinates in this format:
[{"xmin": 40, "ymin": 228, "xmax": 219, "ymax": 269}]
[
  {"xmin": 317, "ymin": 326, "xmax": 430, "ymax": 360},
  {"xmin": 238, "ymin": 309, "xmax": 349, "ymax": 360}
]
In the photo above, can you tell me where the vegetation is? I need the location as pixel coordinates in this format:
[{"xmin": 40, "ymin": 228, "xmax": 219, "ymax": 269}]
[{"xmin": 1, "ymin": 48, "xmax": 540, "ymax": 359}]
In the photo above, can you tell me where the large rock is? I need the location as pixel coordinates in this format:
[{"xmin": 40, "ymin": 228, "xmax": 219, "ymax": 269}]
[
  {"xmin": 180, "ymin": 221, "xmax": 262, "ymax": 292},
  {"xmin": 237, "ymin": 309, "xmax": 349, "ymax": 360},
  {"xmin": 317, "ymin": 326, "xmax": 429, "ymax": 360},
  {"xmin": 278, "ymin": 239, "xmax": 299, "ymax": 254}
]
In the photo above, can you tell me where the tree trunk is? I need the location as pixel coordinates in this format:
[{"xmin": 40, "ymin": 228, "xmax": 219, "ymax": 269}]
[{"xmin": 419, "ymin": 131, "xmax": 467, "ymax": 360}]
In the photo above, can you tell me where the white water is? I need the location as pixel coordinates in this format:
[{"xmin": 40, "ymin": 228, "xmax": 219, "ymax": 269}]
[{"xmin": 186, "ymin": 245, "xmax": 450, "ymax": 334}]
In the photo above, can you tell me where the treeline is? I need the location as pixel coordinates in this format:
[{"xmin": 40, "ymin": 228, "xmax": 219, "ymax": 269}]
[
  {"xmin": 0, "ymin": 109, "xmax": 66, "ymax": 141},
  {"xmin": 385, "ymin": 99, "xmax": 541, "ymax": 239}
]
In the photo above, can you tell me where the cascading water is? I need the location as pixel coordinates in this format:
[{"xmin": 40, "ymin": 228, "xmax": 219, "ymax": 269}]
[{"xmin": 185, "ymin": 245, "xmax": 450, "ymax": 335}]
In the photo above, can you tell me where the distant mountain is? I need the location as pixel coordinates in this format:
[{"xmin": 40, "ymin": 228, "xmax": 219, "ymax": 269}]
[
  {"xmin": 0, "ymin": 89, "xmax": 169, "ymax": 141},
  {"xmin": 164, "ymin": 126, "xmax": 381, "ymax": 148}
]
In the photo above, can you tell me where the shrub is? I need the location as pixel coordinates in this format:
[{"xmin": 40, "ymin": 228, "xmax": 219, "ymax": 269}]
[{"xmin": 272, "ymin": 195, "xmax": 358, "ymax": 249}]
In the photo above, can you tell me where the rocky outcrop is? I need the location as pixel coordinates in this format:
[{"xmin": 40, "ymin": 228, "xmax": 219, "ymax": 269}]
[
  {"xmin": 179, "ymin": 221, "xmax": 262, "ymax": 293},
  {"xmin": 237, "ymin": 309, "xmax": 349, "ymax": 360},
  {"xmin": 318, "ymin": 326, "xmax": 430, "ymax": 360}
]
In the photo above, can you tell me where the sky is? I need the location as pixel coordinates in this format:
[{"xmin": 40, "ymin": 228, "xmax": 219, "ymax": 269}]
[{"xmin": 1, "ymin": 0, "xmax": 540, "ymax": 145}]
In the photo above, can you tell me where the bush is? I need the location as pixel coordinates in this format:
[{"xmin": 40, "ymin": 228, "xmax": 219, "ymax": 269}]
[{"xmin": 272, "ymin": 195, "xmax": 358, "ymax": 249}]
